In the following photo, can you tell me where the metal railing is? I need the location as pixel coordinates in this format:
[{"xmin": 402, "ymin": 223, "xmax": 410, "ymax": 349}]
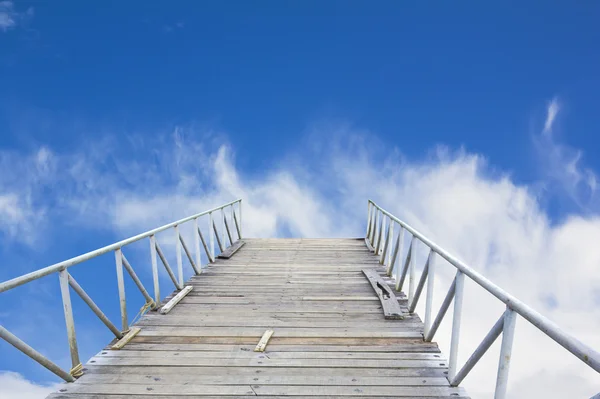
[
  {"xmin": 366, "ymin": 200, "xmax": 600, "ymax": 399},
  {"xmin": 0, "ymin": 199, "xmax": 242, "ymax": 382}
]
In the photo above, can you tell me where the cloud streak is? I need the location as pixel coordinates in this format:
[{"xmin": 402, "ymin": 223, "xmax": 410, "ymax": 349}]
[
  {"xmin": 0, "ymin": 1, "xmax": 33, "ymax": 32},
  {"xmin": 534, "ymin": 96, "xmax": 598, "ymax": 212}
]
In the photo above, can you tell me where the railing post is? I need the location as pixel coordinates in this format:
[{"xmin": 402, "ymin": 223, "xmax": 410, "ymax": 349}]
[
  {"xmin": 58, "ymin": 269, "xmax": 80, "ymax": 372},
  {"xmin": 379, "ymin": 218, "xmax": 391, "ymax": 264},
  {"xmin": 395, "ymin": 230, "xmax": 408, "ymax": 291},
  {"xmin": 424, "ymin": 252, "xmax": 436, "ymax": 337},
  {"xmin": 408, "ymin": 238, "xmax": 417, "ymax": 303},
  {"xmin": 175, "ymin": 225, "xmax": 183, "ymax": 286},
  {"xmin": 209, "ymin": 211, "xmax": 215, "ymax": 259},
  {"xmin": 194, "ymin": 218, "xmax": 202, "ymax": 272},
  {"xmin": 448, "ymin": 270, "xmax": 465, "ymax": 381},
  {"xmin": 239, "ymin": 200, "xmax": 243, "ymax": 238},
  {"xmin": 366, "ymin": 202, "xmax": 372, "ymax": 238},
  {"xmin": 371, "ymin": 208, "xmax": 378, "ymax": 245},
  {"xmin": 375, "ymin": 213, "xmax": 385, "ymax": 254},
  {"xmin": 370, "ymin": 209, "xmax": 378, "ymax": 247},
  {"xmin": 149, "ymin": 235, "xmax": 160, "ymax": 305},
  {"xmin": 230, "ymin": 205, "xmax": 234, "ymax": 240},
  {"xmin": 387, "ymin": 221, "xmax": 394, "ymax": 266},
  {"xmin": 115, "ymin": 248, "xmax": 128, "ymax": 331},
  {"xmin": 495, "ymin": 307, "xmax": 517, "ymax": 399},
  {"xmin": 221, "ymin": 208, "xmax": 226, "ymax": 249},
  {"xmin": 392, "ymin": 227, "xmax": 405, "ymax": 281}
]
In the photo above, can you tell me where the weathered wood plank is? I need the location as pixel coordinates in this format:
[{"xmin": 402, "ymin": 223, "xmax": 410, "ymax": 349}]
[
  {"xmin": 97, "ymin": 350, "xmax": 445, "ymax": 360},
  {"xmin": 82, "ymin": 365, "xmax": 448, "ymax": 377},
  {"xmin": 159, "ymin": 286, "xmax": 193, "ymax": 315},
  {"xmin": 70, "ymin": 373, "xmax": 451, "ymax": 386},
  {"xmin": 55, "ymin": 383, "xmax": 467, "ymax": 397},
  {"xmin": 362, "ymin": 268, "xmax": 405, "ymax": 320},
  {"xmin": 115, "ymin": 343, "xmax": 441, "ymax": 353},
  {"xmin": 130, "ymin": 336, "xmax": 426, "ymax": 345},
  {"xmin": 217, "ymin": 240, "xmax": 246, "ymax": 259},
  {"xmin": 254, "ymin": 329, "xmax": 274, "ymax": 352},
  {"xmin": 87, "ymin": 356, "xmax": 448, "ymax": 368},
  {"xmin": 136, "ymin": 326, "xmax": 423, "ymax": 338},
  {"xmin": 111, "ymin": 328, "xmax": 141, "ymax": 350}
]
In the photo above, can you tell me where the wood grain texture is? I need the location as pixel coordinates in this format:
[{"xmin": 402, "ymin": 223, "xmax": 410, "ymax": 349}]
[{"xmin": 47, "ymin": 238, "xmax": 468, "ymax": 399}]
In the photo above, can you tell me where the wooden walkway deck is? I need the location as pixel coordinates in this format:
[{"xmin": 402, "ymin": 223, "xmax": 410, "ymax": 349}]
[{"xmin": 48, "ymin": 238, "xmax": 469, "ymax": 398}]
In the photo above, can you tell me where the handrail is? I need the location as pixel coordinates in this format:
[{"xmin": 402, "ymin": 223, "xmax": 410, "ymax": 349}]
[
  {"xmin": 366, "ymin": 199, "xmax": 600, "ymax": 398},
  {"xmin": 0, "ymin": 199, "xmax": 241, "ymax": 293},
  {"xmin": 0, "ymin": 199, "xmax": 242, "ymax": 382}
]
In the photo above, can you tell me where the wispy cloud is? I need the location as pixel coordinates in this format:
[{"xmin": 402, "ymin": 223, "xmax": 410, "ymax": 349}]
[
  {"xmin": 543, "ymin": 97, "xmax": 560, "ymax": 135},
  {"xmin": 163, "ymin": 21, "xmax": 185, "ymax": 33},
  {"xmin": 0, "ymin": 1, "xmax": 33, "ymax": 32},
  {"xmin": 0, "ymin": 108, "xmax": 599, "ymax": 398},
  {"xmin": 535, "ymin": 96, "xmax": 598, "ymax": 210}
]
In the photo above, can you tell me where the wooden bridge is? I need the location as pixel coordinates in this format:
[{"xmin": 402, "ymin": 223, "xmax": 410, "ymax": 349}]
[
  {"xmin": 2, "ymin": 199, "xmax": 598, "ymax": 398},
  {"xmin": 47, "ymin": 238, "xmax": 468, "ymax": 398}
]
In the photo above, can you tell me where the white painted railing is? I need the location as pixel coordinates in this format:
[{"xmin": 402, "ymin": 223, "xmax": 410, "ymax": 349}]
[
  {"xmin": 0, "ymin": 199, "xmax": 242, "ymax": 382},
  {"xmin": 366, "ymin": 200, "xmax": 600, "ymax": 399}
]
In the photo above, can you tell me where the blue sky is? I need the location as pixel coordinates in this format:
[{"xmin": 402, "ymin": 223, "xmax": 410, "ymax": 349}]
[{"xmin": 1, "ymin": 2, "xmax": 600, "ymax": 398}]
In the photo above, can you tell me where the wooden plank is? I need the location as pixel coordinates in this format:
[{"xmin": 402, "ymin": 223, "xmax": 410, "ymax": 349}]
[
  {"xmin": 136, "ymin": 326, "xmax": 423, "ymax": 338},
  {"xmin": 98, "ymin": 350, "xmax": 444, "ymax": 360},
  {"xmin": 217, "ymin": 240, "xmax": 245, "ymax": 259},
  {"xmin": 136, "ymin": 315, "xmax": 423, "ymax": 328},
  {"xmin": 130, "ymin": 336, "xmax": 424, "ymax": 345},
  {"xmin": 55, "ymin": 383, "xmax": 467, "ymax": 396},
  {"xmin": 115, "ymin": 343, "xmax": 441, "ymax": 353},
  {"xmin": 111, "ymin": 327, "xmax": 141, "ymax": 350},
  {"xmin": 88, "ymin": 356, "xmax": 448, "ymax": 368},
  {"xmin": 362, "ymin": 268, "xmax": 405, "ymax": 320},
  {"xmin": 254, "ymin": 329, "xmax": 274, "ymax": 352},
  {"xmin": 159, "ymin": 286, "xmax": 193, "ymax": 314},
  {"xmin": 82, "ymin": 365, "xmax": 448, "ymax": 377},
  {"xmin": 72, "ymin": 373, "xmax": 451, "ymax": 386}
]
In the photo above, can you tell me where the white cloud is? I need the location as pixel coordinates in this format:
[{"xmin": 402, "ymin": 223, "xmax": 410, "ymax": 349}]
[
  {"xmin": 0, "ymin": 371, "xmax": 60, "ymax": 399},
  {"xmin": 1, "ymin": 108, "xmax": 600, "ymax": 397},
  {"xmin": 68, "ymin": 130, "xmax": 600, "ymax": 397},
  {"xmin": 0, "ymin": 1, "xmax": 33, "ymax": 32},
  {"xmin": 0, "ymin": 147, "xmax": 53, "ymax": 245}
]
